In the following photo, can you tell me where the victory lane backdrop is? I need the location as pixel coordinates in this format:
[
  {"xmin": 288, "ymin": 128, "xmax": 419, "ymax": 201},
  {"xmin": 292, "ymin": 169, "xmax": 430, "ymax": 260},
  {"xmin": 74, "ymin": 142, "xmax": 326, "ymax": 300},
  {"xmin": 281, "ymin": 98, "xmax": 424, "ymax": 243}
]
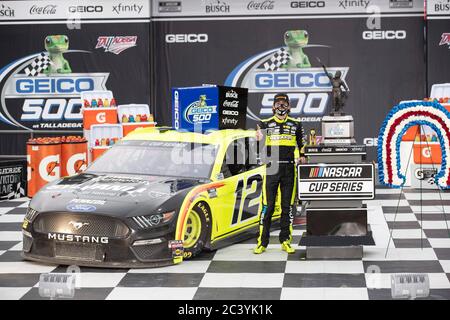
[
  {"xmin": 0, "ymin": 22, "xmax": 150, "ymax": 155},
  {"xmin": 153, "ymin": 16, "xmax": 426, "ymax": 161}
]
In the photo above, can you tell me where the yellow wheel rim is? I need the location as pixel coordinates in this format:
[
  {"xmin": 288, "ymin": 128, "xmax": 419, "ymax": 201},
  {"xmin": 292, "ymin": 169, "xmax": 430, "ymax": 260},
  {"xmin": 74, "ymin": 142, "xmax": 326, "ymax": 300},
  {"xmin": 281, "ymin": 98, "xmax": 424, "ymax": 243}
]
[{"xmin": 183, "ymin": 209, "xmax": 202, "ymax": 248}]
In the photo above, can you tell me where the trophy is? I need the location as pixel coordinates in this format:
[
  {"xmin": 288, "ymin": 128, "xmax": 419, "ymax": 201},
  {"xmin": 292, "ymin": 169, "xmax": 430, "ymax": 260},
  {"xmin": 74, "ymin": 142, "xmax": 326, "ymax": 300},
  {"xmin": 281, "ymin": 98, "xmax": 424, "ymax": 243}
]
[{"xmin": 318, "ymin": 58, "xmax": 355, "ymax": 145}]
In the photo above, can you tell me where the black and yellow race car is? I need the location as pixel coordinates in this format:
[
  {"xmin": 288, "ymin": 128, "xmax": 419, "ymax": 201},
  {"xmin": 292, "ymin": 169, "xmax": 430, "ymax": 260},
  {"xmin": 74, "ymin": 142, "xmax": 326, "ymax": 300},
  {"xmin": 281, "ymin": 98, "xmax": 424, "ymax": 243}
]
[{"xmin": 22, "ymin": 128, "xmax": 281, "ymax": 268}]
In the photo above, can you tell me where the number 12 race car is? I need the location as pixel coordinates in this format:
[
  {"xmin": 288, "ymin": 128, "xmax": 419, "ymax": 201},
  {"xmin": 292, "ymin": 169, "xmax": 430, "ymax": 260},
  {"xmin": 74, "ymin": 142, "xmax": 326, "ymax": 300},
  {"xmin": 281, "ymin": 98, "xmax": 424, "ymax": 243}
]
[{"xmin": 22, "ymin": 128, "xmax": 281, "ymax": 267}]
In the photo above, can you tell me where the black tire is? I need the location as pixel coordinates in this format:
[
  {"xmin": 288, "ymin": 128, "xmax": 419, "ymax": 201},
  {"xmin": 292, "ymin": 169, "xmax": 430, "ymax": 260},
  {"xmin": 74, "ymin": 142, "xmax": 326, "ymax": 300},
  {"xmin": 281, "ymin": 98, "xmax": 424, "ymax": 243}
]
[{"xmin": 183, "ymin": 202, "xmax": 211, "ymax": 259}]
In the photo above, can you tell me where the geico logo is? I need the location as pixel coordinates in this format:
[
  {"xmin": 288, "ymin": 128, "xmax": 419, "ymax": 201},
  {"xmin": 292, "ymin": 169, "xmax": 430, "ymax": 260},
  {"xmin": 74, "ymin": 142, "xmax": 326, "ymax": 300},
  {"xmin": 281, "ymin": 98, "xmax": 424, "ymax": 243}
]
[
  {"xmin": 222, "ymin": 110, "xmax": 239, "ymax": 116},
  {"xmin": 15, "ymin": 78, "xmax": 94, "ymax": 94},
  {"xmin": 174, "ymin": 91, "xmax": 180, "ymax": 129},
  {"xmin": 363, "ymin": 137, "xmax": 378, "ymax": 147},
  {"xmin": 67, "ymin": 153, "xmax": 86, "ymax": 176},
  {"xmin": 291, "ymin": 1, "xmax": 325, "ymax": 8},
  {"xmin": 191, "ymin": 107, "xmax": 214, "ymax": 114},
  {"xmin": 255, "ymin": 72, "xmax": 330, "ymax": 89},
  {"xmin": 362, "ymin": 30, "xmax": 407, "ymax": 40},
  {"xmin": 39, "ymin": 155, "xmax": 60, "ymax": 182},
  {"xmin": 165, "ymin": 34, "xmax": 208, "ymax": 43},
  {"xmin": 96, "ymin": 112, "xmax": 106, "ymax": 123},
  {"xmin": 69, "ymin": 6, "xmax": 103, "ymax": 13}
]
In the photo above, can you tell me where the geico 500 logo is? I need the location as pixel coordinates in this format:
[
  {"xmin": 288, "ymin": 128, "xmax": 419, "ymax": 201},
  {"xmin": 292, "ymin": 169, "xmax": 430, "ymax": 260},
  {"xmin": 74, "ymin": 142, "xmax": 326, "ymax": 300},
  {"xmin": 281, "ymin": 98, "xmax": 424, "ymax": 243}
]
[
  {"xmin": 165, "ymin": 34, "xmax": 208, "ymax": 43},
  {"xmin": 0, "ymin": 52, "xmax": 110, "ymax": 130},
  {"xmin": 291, "ymin": 1, "xmax": 325, "ymax": 8},
  {"xmin": 362, "ymin": 30, "xmax": 406, "ymax": 40},
  {"xmin": 184, "ymin": 101, "xmax": 217, "ymax": 124},
  {"xmin": 225, "ymin": 35, "xmax": 348, "ymax": 122}
]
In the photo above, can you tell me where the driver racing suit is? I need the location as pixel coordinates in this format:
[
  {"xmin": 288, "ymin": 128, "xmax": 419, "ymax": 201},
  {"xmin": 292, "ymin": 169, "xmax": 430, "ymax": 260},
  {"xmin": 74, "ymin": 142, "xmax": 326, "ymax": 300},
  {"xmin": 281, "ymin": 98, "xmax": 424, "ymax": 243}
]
[{"xmin": 257, "ymin": 115, "xmax": 305, "ymax": 247}]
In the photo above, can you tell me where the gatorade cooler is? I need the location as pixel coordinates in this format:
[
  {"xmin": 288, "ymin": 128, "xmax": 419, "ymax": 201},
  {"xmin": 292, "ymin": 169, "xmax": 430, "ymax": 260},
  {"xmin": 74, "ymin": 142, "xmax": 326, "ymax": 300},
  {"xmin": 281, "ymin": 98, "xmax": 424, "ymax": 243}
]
[
  {"xmin": 413, "ymin": 142, "xmax": 442, "ymax": 165},
  {"xmin": 27, "ymin": 138, "xmax": 61, "ymax": 198},
  {"xmin": 402, "ymin": 126, "xmax": 420, "ymax": 141},
  {"xmin": 118, "ymin": 104, "xmax": 156, "ymax": 136},
  {"xmin": 81, "ymin": 90, "xmax": 118, "ymax": 130},
  {"xmin": 61, "ymin": 137, "xmax": 88, "ymax": 177}
]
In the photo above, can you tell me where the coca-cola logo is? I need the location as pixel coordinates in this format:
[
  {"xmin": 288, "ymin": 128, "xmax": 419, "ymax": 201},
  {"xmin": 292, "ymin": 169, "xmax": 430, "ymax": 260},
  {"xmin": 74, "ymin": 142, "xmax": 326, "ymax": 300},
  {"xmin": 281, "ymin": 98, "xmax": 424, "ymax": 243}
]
[
  {"xmin": 29, "ymin": 4, "xmax": 57, "ymax": 15},
  {"xmin": 247, "ymin": 0, "xmax": 275, "ymax": 10},
  {"xmin": 223, "ymin": 100, "xmax": 239, "ymax": 108}
]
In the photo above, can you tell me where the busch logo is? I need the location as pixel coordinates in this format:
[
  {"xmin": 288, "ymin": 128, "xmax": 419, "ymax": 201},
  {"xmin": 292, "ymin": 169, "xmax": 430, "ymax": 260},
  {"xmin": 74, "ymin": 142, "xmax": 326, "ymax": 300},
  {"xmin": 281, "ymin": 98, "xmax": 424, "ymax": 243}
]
[
  {"xmin": 440, "ymin": 33, "xmax": 450, "ymax": 48},
  {"xmin": 96, "ymin": 36, "xmax": 137, "ymax": 55},
  {"xmin": 205, "ymin": 0, "xmax": 230, "ymax": 13},
  {"xmin": 0, "ymin": 4, "xmax": 15, "ymax": 17},
  {"xmin": 225, "ymin": 90, "xmax": 238, "ymax": 99}
]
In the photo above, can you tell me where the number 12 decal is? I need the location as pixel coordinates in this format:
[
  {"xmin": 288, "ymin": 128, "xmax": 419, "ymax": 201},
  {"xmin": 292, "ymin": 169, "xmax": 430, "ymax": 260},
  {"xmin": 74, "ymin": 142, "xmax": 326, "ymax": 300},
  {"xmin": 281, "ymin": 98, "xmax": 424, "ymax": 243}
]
[{"xmin": 231, "ymin": 174, "xmax": 263, "ymax": 225}]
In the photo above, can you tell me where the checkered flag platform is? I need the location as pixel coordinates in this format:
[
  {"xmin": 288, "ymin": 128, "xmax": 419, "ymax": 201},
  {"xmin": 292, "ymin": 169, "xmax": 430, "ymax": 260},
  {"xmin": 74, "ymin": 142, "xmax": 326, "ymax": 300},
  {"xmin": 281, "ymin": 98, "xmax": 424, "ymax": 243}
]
[
  {"xmin": 263, "ymin": 48, "xmax": 290, "ymax": 71},
  {"xmin": 24, "ymin": 53, "xmax": 51, "ymax": 76}
]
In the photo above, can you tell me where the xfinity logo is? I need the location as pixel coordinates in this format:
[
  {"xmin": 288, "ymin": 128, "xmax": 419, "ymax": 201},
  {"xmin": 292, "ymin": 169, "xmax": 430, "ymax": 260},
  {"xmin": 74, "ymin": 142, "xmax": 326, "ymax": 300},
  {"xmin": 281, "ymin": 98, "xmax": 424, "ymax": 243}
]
[
  {"xmin": 339, "ymin": 0, "xmax": 371, "ymax": 9},
  {"xmin": 29, "ymin": 5, "xmax": 57, "ymax": 15},
  {"xmin": 165, "ymin": 34, "xmax": 208, "ymax": 43},
  {"xmin": 112, "ymin": 3, "xmax": 144, "ymax": 14},
  {"xmin": 247, "ymin": 0, "xmax": 275, "ymax": 10},
  {"xmin": 68, "ymin": 6, "xmax": 103, "ymax": 13},
  {"xmin": 0, "ymin": 4, "xmax": 15, "ymax": 17},
  {"xmin": 205, "ymin": 0, "xmax": 230, "ymax": 13},
  {"xmin": 48, "ymin": 233, "xmax": 109, "ymax": 244},
  {"xmin": 363, "ymin": 30, "xmax": 406, "ymax": 40},
  {"xmin": 291, "ymin": 1, "xmax": 325, "ymax": 8}
]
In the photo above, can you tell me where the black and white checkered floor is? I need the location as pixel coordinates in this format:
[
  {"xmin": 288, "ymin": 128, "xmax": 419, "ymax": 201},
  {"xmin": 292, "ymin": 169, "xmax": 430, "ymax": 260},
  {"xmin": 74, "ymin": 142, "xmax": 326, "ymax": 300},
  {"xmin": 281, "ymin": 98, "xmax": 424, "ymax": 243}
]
[{"xmin": 0, "ymin": 187, "xmax": 449, "ymax": 300}]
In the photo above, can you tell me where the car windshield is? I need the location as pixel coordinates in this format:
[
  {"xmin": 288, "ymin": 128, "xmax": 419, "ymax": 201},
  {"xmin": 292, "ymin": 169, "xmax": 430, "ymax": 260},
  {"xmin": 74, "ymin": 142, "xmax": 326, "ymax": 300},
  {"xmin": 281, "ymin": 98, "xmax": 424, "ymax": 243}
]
[{"xmin": 87, "ymin": 140, "xmax": 218, "ymax": 179}]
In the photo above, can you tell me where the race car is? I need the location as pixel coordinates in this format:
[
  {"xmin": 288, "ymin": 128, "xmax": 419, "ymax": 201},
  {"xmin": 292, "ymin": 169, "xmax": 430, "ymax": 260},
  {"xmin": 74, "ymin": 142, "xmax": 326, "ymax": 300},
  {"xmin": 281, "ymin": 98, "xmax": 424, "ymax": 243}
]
[{"xmin": 22, "ymin": 128, "xmax": 281, "ymax": 268}]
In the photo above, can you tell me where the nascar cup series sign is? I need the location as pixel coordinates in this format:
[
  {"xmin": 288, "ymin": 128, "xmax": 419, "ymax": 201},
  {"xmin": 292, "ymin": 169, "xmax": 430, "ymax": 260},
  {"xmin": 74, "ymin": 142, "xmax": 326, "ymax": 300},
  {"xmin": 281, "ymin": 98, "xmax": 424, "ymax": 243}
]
[
  {"xmin": 298, "ymin": 163, "xmax": 375, "ymax": 200},
  {"xmin": 0, "ymin": 35, "xmax": 109, "ymax": 131}
]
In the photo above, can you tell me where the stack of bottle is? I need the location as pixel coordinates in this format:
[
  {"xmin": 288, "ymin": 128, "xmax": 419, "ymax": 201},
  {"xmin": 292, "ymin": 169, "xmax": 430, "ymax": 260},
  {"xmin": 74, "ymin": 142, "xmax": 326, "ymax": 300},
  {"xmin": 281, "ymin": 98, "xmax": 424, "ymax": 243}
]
[
  {"xmin": 94, "ymin": 137, "xmax": 120, "ymax": 147},
  {"xmin": 121, "ymin": 114, "xmax": 154, "ymax": 123},
  {"xmin": 83, "ymin": 98, "xmax": 117, "ymax": 108}
]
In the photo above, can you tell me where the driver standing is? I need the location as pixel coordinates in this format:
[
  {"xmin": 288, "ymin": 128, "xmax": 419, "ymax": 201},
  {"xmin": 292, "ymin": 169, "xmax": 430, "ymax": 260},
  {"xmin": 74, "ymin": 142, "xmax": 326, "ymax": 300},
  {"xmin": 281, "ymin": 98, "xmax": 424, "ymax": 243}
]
[{"xmin": 254, "ymin": 93, "xmax": 306, "ymax": 254}]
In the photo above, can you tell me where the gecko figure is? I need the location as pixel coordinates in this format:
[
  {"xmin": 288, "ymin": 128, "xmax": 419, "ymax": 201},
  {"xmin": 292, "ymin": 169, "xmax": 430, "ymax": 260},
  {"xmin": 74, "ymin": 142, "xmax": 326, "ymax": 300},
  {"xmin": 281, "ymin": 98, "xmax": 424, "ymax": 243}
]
[
  {"xmin": 282, "ymin": 30, "xmax": 311, "ymax": 69},
  {"xmin": 44, "ymin": 35, "xmax": 72, "ymax": 74},
  {"xmin": 199, "ymin": 95, "xmax": 207, "ymax": 108}
]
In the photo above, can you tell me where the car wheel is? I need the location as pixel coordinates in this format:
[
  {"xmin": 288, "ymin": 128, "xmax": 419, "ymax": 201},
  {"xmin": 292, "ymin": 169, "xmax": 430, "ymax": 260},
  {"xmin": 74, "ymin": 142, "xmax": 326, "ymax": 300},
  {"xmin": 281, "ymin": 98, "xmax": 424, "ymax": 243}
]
[{"xmin": 183, "ymin": 202, "xmax": 210, "ymax": 259}]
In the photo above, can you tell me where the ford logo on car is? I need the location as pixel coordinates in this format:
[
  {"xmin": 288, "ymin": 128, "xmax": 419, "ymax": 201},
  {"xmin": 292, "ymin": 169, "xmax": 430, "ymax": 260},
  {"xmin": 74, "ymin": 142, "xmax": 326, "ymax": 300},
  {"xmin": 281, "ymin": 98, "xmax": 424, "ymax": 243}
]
[{"xmin": 66, "ymin": 203, "xmax": 97, "ymax": 212}]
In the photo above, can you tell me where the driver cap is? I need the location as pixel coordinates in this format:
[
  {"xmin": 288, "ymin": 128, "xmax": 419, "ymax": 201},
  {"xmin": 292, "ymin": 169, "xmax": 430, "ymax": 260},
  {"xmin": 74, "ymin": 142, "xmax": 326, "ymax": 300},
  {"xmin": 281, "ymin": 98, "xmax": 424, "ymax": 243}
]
[{"xmin": 273, "ymin": 93, "xmax": 290, "ymax": 104}]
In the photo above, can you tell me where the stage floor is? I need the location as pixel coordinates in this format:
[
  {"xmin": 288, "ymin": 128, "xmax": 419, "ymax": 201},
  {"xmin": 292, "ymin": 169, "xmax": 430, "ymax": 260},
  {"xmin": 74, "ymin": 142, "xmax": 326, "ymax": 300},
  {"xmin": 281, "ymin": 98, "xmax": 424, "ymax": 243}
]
[{"xmin": 0, "ymin": 187, "xmax": 449, "ymax": 300}]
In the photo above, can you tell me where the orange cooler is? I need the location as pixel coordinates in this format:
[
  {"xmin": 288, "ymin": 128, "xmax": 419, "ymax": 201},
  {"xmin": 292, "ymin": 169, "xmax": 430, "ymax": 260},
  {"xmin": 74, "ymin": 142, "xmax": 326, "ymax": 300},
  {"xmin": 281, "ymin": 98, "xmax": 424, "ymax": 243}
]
[
  {"xmin": 26, "ymin": 140, "xmax": 61, "ymax": 197},
  {"xmin": 83, "ymin": 108, "xmax": 118, "ymax": 130},
  {"xmin": 413, "ymin": 143, "xmax": 442, "ymax": 164},
  {"xmin": 91, "ymin": 147, "xmax": 109, "ymax": 162},
  {"xmin": 61, "ymin": 141, "xmax": 88, "ymax": 177}
]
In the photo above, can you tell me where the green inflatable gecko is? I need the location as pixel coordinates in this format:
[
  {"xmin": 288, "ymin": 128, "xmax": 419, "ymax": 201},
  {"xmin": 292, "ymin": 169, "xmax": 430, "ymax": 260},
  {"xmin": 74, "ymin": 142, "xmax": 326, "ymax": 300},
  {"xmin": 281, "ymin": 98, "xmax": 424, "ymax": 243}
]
[
  {"xmin": 282, "ymin": 30, "xmax": 311, "ymax": 69},
  {"xmin": 44, "ymin": 35, "xmax": 72, "ymax": 74}
]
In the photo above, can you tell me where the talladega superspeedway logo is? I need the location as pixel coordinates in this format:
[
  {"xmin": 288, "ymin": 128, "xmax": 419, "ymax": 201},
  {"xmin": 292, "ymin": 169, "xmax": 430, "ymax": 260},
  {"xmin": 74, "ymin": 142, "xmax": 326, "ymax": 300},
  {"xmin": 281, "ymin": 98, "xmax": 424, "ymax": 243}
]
[
  {"xmin": 184, "ymin": 95, "xmax": 218, "ymax": 124},
  {"xmin": 0, "ymin": 37, "xmax": 109, "ymax": 130},
  {"xmin": 224, "ymin": 30, "xmax": 349, "ymax": 123}
]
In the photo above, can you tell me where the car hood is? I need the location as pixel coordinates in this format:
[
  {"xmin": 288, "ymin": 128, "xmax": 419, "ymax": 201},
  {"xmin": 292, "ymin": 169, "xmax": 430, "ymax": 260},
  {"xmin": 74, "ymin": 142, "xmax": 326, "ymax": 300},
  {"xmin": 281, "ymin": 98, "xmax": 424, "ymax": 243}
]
[{"xmin": 30, "ymin": 173, "xmax": 206, "ymax": 218}]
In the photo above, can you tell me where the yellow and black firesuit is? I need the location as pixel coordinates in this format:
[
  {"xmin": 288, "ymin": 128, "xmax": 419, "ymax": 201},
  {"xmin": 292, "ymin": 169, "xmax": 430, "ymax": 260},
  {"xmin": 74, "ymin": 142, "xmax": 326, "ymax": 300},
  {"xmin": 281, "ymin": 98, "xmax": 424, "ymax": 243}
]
[{"xmin": 255, "ymin": 93, "xmax": 305, "ymax": 254}]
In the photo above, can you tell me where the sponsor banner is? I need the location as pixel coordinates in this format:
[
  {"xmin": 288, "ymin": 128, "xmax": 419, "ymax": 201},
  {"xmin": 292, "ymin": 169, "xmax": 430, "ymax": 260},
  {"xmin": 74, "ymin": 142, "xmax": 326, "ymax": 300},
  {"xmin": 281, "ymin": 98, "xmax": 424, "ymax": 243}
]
[
  {"xmin": 298, "ymin": 163, "xmax": 375, "ymax": 200},
  {"xmin": 151, "ymin": 0, "xmax": 423, "ymax": 17},
  {"xmin": 305, "ymin": 145, "xmax": 366, "ymax": 155},
  {"xmin": 0, "ymin": 23, "xmax": 150, "ymax": 155},
  {"xmin": 0, "ymin": 160, "xmax": 26, "ymax": 201},
  {"xmin": 0, "ymin": 0, "xmax": 150, "ymax": 21},
  {"xmin": 153, "ymin": 16, "xmax": 426, "ymax": 162},
  {"xmin": 427, "ymin": 18, "xmax": 450, "ymax": 93}
]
